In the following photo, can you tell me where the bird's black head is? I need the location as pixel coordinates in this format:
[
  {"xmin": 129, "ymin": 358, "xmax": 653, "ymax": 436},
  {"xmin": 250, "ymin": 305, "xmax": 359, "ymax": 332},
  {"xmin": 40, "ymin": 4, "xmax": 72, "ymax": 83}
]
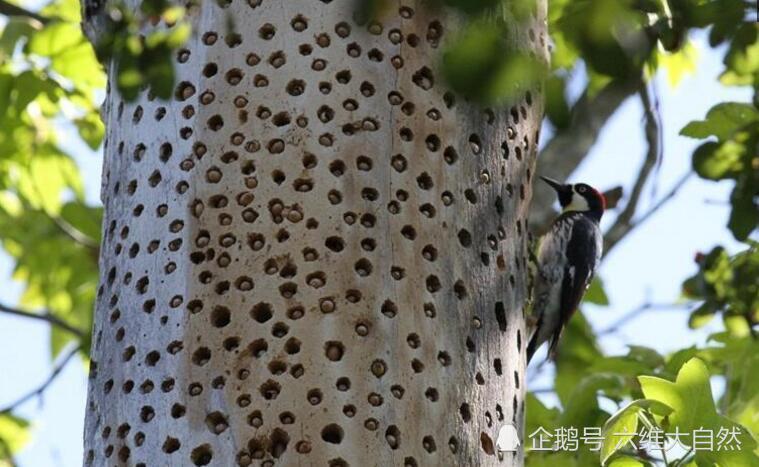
[{"xmin": 540, "ymin": 176, "xmax": 605, "ymax": 221}]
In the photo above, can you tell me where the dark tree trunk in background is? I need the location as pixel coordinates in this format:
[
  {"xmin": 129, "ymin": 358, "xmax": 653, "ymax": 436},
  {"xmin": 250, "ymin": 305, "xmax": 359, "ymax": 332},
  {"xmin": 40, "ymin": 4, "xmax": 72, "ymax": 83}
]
[{"xmin": 82, "ymin": 0, "xmax": 547, "ymax": 465}]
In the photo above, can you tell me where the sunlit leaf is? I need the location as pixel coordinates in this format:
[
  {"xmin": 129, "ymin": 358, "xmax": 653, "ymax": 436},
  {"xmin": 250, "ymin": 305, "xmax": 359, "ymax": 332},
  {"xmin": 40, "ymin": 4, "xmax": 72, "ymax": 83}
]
[
  {"xmin": 51, "ymin": 42, "xmax": 106, "ymax": 91},
  {"xmin": 27, "ymin": 22, "xmax": 81, "ymax": 57},
  {"xmin": 607, "ymin": 456, "xmax": 648, "ymax": 467},
  {"xmin": 639, "ymin": 357, "xmax": 759, "ymax": 465},
  {"xmin": 721, "ymin": 38, "xmax": 759, "ymax": 86},
  {"xmin": 0, "ymin": 414, "xmax": 30, "ymax": 457},
  {"xmin": 40, "ymin": 0, "xmax": 81, "ymax": 22},
  {"xmin": 15, "ymin": 147, "xmax": 83, "ymax": 214},
  {"xmin": 658, "ymin": 41, "xmax": 699, "ymax": 87},
  {"xmin": 601, "ymin": 404, "xmax": 640, "ymax": 465},
  {"xmin": 691, "ymin": 141, "xmax": 743, "ymax": 180}
]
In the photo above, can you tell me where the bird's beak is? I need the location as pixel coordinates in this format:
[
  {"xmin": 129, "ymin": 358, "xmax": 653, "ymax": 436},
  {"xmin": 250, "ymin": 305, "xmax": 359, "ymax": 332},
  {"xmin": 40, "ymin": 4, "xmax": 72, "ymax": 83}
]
[{"xmin": 540, "ymin": 176, "xmax": 570, "ymax": 194}]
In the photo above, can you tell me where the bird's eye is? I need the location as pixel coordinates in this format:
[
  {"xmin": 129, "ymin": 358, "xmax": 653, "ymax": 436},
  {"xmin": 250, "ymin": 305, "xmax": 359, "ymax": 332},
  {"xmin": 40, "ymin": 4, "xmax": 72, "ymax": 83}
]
[{"xmin": 578, "ymin": 186, "xmax": 586, "ymax": 193}]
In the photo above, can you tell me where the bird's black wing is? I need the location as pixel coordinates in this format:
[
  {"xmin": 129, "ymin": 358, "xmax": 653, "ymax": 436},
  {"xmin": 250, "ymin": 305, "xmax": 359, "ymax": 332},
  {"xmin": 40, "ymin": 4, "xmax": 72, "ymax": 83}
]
[{"xmin": 547, "ymin": 216, "xmax": 599, "ymax": 356}]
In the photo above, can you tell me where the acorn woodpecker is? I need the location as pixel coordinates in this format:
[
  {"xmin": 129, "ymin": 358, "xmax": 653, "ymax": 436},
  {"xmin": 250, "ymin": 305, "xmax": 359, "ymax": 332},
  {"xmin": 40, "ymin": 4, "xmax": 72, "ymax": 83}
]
[{"xmin": 526, "ymin": 176, "xmax": 606, "ymax": 364}]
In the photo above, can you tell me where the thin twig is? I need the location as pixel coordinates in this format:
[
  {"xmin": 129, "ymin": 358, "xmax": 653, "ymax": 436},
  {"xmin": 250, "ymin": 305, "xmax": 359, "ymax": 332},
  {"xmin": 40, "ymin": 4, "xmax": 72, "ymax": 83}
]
[
  {"xmin": 51, "ymin": 216, "xmax": 100, "ymax": 251},
  {"xmin": 603, "ymin": 82, "xmax": 663, "ymax": 255},
  {"xmin": 632, "ymin": 172, "xmax": 693, "ymax": 228},
  {"xmin": 604, "ymin": 171, "xmax": 692, "ymax": 256},
  {"xmin": 0, "ymin": 345, "xmax": 82, "ymax": 414},
  {"xmin": 528, "ymin": 387, "xmax": 555, "ymax": 394},
  {"xmin": 598, "ymin": 301, "xmax": 694, "ymax": 336},
  {"xmin": 702, "ymin": 198, "xmax": 730, "ymax": 206},
  {"xmin": 0, "ymin": 303, "xmax": 85, "ymax": 339},
  {"xmin": 0, "ymin": 0, "xmax": 49, "ymax": 24}
]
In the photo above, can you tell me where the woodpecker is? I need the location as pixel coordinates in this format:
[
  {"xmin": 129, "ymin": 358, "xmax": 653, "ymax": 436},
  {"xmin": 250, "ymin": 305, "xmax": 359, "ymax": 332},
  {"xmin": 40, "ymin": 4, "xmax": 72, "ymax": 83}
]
[{"xmin": 526, "ymin": 176, "xmax": 605, "ymax": 364}]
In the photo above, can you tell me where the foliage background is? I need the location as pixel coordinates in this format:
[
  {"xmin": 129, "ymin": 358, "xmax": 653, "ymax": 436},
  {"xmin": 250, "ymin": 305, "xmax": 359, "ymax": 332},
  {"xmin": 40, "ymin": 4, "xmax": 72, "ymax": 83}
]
[{"xmin": 0, "ymin": 0, "xmax": 756, "ymax": 465}]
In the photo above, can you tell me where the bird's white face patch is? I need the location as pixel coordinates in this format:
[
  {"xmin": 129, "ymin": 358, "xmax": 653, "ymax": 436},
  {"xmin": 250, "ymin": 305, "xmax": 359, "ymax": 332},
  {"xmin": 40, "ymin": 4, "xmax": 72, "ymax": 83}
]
[{"xmin": 563, "ymin": 187, "xmax": 590, "ymax": 213}]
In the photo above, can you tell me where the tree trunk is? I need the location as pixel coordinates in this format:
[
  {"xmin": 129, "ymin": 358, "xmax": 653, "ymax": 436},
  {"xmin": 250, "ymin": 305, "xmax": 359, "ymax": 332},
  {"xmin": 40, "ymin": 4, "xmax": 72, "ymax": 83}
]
[{"xmin": 83, "ymin": 1, "xmax": 547, "ymax": 466}]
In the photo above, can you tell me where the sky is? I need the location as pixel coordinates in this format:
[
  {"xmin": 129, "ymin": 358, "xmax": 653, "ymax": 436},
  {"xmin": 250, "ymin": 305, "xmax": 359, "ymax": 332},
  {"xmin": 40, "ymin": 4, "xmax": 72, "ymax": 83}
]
[{"xmin": 0, "ymin": 31, "xmax": 752, "ymax": 466}]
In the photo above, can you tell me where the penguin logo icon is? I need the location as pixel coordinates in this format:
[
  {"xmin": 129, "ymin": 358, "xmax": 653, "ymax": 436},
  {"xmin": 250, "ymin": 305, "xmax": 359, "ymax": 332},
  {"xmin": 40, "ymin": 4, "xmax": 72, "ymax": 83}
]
[{"xmin": 496, "ymin": 424, "xmax": 520, "ymax": 452}]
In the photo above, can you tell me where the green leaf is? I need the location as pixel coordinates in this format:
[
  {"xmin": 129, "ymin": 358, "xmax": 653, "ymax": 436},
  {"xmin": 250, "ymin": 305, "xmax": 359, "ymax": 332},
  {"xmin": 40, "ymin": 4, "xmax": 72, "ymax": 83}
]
[
  {"xmin": 27, "ymin": 22, "xmax": 82, "ymax": 57},
  {"xmin": 626, "ymin": 346, "xmax": 665, "ymax": 369},
  {"xmin": 545, "ymin": 74, "xmax": 571, "ymax": 129},
  {"xmin": 442, "ymin": 20, "xmax": 503, "ymax": 102},
  {"xmin": 60, "ymin": 202, "xmax": 103, "ymax": 243},
  {"xmin": 681, "ymin": 102, "xmax": 759, "ymax": 141},
  {"xmin": 441, "ymin": 0, "xmax": 500, "ymax": 15},
  {"xmin": 601, "ymin": 397, "xmax": 674, "ymax": 465},
  {"xmin": 16, "ymin": 147, "xmax": 83, "ymax": 214},
  {"xmin": 585, "ymin": 277, "xmax": 609, "ymax": 306},
  {"xmin": 639, "ymin": 357, "xmax": 716, "ymax": 433},
  {"xmin": 721, "ymin": 340, "xmax": 759, "ymax": 456},
  {"xmin": 143, "ymin": 49, "xmax": 175, "ymax": 100},
  {"xmin": 554, "ymin": 311, "xmax": 604, "ymax": 406},
  {"xmin": 442, "ymin": 19, "xmax": 546, "ymax": 103},
  {"xmin": 0, "ymin": 18, "xmax": 36, "ymax": 56},
  {"xmin": 688, "ymin": 302, "xmax": 717, "ymax": 329},
  {"xmin": 140, "ymin": 0, "xmax": 171, "ymax": 16},
  {"xmin": 658, "ymin": 41, "xmax": 699, "ymax": 87},
  {"xmin": 0, "ymin": 414, "xmax": 30, "ymax": 457},
  {"xmin": 561, "ymin": 373, "xmax": 624, "ymax": 428},
  {"xmin": 40, "ymin": 0, "xmax": 82, "ymax": 22},
  {"xmin": 720, "ymin": 24, "xmax": 759, "ymax": 86},
  {"xmin": 728, "ymin": 179, "xmax": 759, "ymax": 241},
  {"xmin": 0, "ymin": 73, "xmax": 15, "ymax": 122},
  {"xmin": 607, "ymin": 456, "xmax": 648, "ymax": 467},
  {"xmin": 639, "ymin": 357, "xmax": 759, "ymax": 466},
  {"xmin": 665, "ymin": 346, "xmax": 700, "ymax": 375},
  {"xmin": 14, "ymin": 71, "xmax": 59, "ymax": 113},
  {"xmin": 601, "ymin": 405, "xmax": 640, "ymax": 465},
  {"xmin": 50, "ymin": 41, "xmax": 106, "ymax": 91},
  {"xmin": 691, "ymin": 141, "xmax": 743, "ymax": 180},
  {"xmin": 526, "ymin": 392, "xmax": 560, "ymax": 435},
  {"xmin": 74, "ymin": 112, "xmax": 105, "ymax": 150},
  {"xmin": 525, "ymin": 450, "xmax": 586, "ymax": 466}
]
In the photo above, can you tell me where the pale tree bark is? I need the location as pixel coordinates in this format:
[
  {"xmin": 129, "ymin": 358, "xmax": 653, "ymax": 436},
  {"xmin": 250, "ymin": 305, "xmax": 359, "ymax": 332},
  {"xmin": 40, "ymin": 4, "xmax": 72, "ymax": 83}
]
[{"xmin": 82, "ymin": 1, "xmax": 547, "ymax": 466}]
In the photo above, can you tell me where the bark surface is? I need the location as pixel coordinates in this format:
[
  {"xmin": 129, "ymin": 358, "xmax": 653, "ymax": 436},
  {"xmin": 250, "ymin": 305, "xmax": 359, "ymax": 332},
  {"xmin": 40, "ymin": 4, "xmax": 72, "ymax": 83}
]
[{"xmin": 83, "ymin": 1, "xmax": 547, "ymax": 465}]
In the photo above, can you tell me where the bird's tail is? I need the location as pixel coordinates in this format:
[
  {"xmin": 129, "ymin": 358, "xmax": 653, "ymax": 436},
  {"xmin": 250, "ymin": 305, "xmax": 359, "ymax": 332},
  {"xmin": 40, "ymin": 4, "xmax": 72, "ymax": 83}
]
[{"xmin": 526, "ymin": 332, "xmax": 540, "ymax": 364}]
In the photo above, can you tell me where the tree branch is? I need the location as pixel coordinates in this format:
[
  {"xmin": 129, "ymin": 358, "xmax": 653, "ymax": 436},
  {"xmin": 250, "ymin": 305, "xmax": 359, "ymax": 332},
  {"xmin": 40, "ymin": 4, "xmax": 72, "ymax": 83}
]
[
  {"xmin": 530, "ymin": 78, "xmax": 641, "ymax": 233},
  {"xmin": 0, "ymin": 344, "xmax": 81, "ymax": 414},
  {"xmin": 603, "ymin": 83, "xmax": 661, "ymax": 255},
  {"xmin": 0, "ymin": 302, "xmax": 85, "ymax": 339},
  {"xmin": 0, "ymin": 0, "xmax": 49, "ymax": 24}
]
